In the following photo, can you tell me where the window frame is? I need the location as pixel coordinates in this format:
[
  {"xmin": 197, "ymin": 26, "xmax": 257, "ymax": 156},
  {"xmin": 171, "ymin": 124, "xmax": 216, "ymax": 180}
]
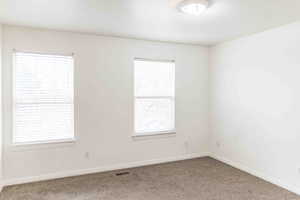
[
  {"xmin": 133, "ymin": 58, "xmax": 176, "ymax": 137},
  {"xmin": 11, "ymin": 50, "xmax": 76, "ymax": 147}
]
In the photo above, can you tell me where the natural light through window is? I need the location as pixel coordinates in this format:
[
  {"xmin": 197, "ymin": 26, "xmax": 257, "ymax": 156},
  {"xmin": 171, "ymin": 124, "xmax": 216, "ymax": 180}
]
[
  {"xmin": 13, "ymin": 52, "xmax": 74, "ymax": 145},
  {"xmin": 134, "ymin": 59, "xmax": 175, "ymax": 136}
]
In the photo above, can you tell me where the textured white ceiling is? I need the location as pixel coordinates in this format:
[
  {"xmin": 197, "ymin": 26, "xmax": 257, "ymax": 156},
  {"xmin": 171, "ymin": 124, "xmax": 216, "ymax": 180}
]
[{"xmin": 0, "ymin": 0, "xmax": 300, "ymax": 45}]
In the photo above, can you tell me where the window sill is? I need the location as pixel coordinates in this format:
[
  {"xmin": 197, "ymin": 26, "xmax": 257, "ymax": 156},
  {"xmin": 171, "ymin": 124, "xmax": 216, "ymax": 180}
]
[
  {"xmin": 132, "ymin": 130, "xmax": 176, "ymax": 140},
  {"xmin": 9, "ymin": 138, "xmax": 77, "ymax": 152}
]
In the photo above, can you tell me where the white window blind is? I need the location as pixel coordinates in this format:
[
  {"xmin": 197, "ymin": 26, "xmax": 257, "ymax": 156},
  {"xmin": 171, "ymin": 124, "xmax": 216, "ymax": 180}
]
[
  {"xmin": 13, "ymin": 52, "xmax": 74, "ymax": 145},
  {"xmin": 134, "ymin": 59, "xmax": 175, "ymax": 136}
]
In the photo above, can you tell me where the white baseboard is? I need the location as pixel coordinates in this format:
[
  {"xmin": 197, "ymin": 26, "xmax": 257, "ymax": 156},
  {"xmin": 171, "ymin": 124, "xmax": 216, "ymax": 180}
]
[
  {"xmin": 210, "ymin": 154, "xmax": 300, "ymax": 196},
  {"xmin": 3, "ymin": 152, "xmax": 209, "ymax": 186}
]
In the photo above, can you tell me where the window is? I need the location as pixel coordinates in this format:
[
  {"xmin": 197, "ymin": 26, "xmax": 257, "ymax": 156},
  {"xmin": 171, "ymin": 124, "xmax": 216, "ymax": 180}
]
[
  {"xmin": 134, "ymin": 59, "xmax": 175, "ymax": 136},
  {"xmin": 13, "ymin": 52, "xmax": 74, "ymax": 145}
]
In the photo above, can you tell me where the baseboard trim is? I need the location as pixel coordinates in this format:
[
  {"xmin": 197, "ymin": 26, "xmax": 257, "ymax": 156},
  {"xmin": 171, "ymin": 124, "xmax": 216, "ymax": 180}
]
[
  {"xmin": 210, "ymin": 154, "xmax": 300, "ymax": 196},
  {"xmin": 4, "ymin": 152, "xmax": 209, "ymax": 186}
]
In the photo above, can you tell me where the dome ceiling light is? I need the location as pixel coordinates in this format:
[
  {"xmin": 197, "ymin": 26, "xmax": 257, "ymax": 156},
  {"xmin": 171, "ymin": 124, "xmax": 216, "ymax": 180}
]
[{"xmin": 170, "ymin": 0, "xmax": 209, "ymax": 16}]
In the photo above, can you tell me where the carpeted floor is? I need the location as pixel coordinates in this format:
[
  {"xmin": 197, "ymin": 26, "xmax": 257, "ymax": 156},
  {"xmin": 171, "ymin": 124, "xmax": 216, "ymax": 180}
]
[{"xmin": 1, "ymin": 157, "xmax": 299, "ymax": 200}]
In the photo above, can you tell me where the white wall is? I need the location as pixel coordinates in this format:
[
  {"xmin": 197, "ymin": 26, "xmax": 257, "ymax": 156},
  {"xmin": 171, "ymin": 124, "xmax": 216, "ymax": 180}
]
[
  {"xmin": 2, "ymin": 25, "xmax": 209, "ymax": 183},
  {"xmin": 2, "ymin": 21, "xmax": 300, "ymax": 196},
  {"xmin": 210, "ymin": 22, "xmax": 300, "ymax": 194}
]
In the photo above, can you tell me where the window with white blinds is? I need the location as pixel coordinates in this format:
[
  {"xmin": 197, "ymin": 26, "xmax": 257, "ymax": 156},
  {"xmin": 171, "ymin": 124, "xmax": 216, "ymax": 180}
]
[
  {"xmin": 134, "ymin": 59, "xmax": 175, "ymax": 136},
  {"xmin": 13, "ymin": 52, "xmax": 74, "ymax": 145}
]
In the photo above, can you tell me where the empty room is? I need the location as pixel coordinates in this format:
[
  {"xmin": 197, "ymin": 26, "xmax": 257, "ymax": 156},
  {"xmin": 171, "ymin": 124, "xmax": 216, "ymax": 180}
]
[{"xmin": 0, "ymin": 0, "xmax": 300, "ymax": 199}]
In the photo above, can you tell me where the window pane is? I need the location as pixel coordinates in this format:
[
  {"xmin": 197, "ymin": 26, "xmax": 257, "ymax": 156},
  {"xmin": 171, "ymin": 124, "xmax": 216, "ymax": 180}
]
[
  {"xmin": 135, "ymin": 98, "xmax": 175, "ymax": 133},
  {"xmin": 15, "ymin": 104, "xmax": 74, "ymax": 144},
  {"xmin": 14, "ymin": 52, "xmax": 74, "ymax": 144},
  {"xmin": 134, "ymin": 60, "xmax": 175, "ymax": 97},
  {"xmin": 15, "ymin": 53, "xmax": 73, "ymax": 103}
]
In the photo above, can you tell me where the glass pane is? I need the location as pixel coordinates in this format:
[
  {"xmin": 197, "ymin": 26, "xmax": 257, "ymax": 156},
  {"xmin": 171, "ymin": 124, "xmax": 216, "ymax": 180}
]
[
  {"xmin": 15, "ymin": 53, "xmax": 73, "ymax": 103},
  {"xmin": 15, "ymin": 104, "xmax": 74, "ymax": 144},
  {"xmin": 134, "ymin": 60, "xmax": 175, "ymax": 97},
  {"xmin": 135, "ymin": 98, "xmax": 175, "ymax": 133}
]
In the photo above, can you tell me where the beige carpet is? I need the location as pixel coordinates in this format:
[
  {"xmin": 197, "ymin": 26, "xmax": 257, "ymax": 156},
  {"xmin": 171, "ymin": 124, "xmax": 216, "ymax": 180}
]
[{"xmin": 1, "ymin": 157, "xmax": 299, "ymax": 200}]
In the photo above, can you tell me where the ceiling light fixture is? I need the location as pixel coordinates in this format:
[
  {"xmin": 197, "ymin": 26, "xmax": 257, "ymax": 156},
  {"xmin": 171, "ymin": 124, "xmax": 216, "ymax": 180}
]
[{"xmin": 171, "ymin": 0, "xmax": 209, "ymax": 16}]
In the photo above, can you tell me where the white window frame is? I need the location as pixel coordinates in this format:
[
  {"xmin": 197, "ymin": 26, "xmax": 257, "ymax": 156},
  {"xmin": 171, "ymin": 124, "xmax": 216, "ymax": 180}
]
[
  {"xmin": 12, "ymin": 50, "xmax": 76, "ymax": 147},
  {"xmin": 133, "ymin": 58, "xmax": 176, "ymax": 137}
]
